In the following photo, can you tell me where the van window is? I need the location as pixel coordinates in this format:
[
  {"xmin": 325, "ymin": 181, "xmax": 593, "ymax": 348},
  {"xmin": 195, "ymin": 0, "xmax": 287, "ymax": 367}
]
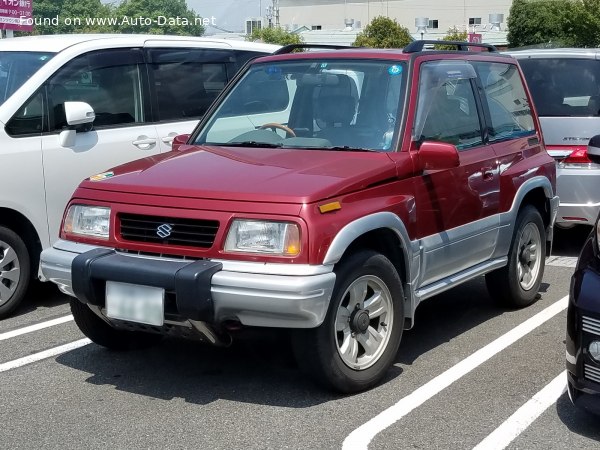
[
  {"xmin": 6, "ymin": 92, "xmax": 44, "ymax": 136},
  {"xmin": 474, "ymin": 62, "xmax": 535, "ymax": 142},
  {"xmin": 519, "ymin": 58, "xmax": 600, "ymax": 117},
  {"xmin": 47, "ymin": 49, "xmax": 145, "ymax": 131},
  {"xmin": 0, "ymin": 52, "xmax": 54, "ymax": 105},
  {"xmin": 147, "ymin": 48, "xmax": 235, "ymax": 122}
]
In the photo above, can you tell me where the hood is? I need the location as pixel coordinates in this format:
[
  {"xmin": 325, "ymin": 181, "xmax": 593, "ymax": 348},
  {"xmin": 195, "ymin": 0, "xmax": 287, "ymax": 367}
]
[{"xmin": 79, "ymin": 145, "xmax": 398, "ymax": 204}]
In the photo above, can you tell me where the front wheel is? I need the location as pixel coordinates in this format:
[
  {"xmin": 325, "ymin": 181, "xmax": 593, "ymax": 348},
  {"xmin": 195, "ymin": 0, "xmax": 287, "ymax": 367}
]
[
  {"xmin": 292, "ymin": 250, "xmax": 404, "ymax": 393},
  {"xmin": 486, "ymin": 205, "xmax": 546, "ymax": 308},
  {"xmin": 0, "ymin": 226, "xmax": 31, "ymax": 319}
]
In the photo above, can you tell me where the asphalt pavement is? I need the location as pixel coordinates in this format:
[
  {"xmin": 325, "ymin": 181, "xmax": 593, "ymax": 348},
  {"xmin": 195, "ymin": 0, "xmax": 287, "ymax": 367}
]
[{"xmin": 1, "ymin": 226, "xmax": 599, "ymax": 450}]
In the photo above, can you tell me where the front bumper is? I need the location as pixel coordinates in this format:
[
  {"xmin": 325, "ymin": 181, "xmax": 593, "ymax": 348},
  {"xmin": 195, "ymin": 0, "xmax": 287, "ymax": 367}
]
[
  {"xmin": 566, "ymin": 238, "xmax": 600, "ymax": 413},
  {"xmin": 41, "ymin": 240, "xmax": 336, "ymax": 329}
]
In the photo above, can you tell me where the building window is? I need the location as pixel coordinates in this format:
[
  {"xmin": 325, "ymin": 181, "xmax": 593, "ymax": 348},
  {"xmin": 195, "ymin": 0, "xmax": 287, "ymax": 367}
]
[
  {"xmin": 428, "ymin": 19, "xmax": 439, "ymax": 29},
  {"xmin": 311, "ymin": 25, "xmax": 322, "ymax": 30},
  {"xmin": 246, "ymin": 19, "xmax": 262, "ymax": 35},
  {"xmin": 469, "ymin": 17, "xmax": 482, "ymax": 25}
]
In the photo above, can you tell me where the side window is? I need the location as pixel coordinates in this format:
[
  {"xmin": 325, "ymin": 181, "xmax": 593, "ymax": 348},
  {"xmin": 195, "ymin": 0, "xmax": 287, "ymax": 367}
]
[
  {"xmin": 47, "ymin": 49, "xmax": 145, "ymax": 131},
  {"xmin": 147, "ymin": 48, "xmax": 233, "ymax": 122},
  {"xmin": 6, "ymin": 91, "xmax": 44, "ymax": 136},
  {"xmin": 474, "ymin": 62, "xmax": 535, "ymax": 141},
  {"xmin": 414, "ymin": 60, "xmax": 483, "ymax": 150}
]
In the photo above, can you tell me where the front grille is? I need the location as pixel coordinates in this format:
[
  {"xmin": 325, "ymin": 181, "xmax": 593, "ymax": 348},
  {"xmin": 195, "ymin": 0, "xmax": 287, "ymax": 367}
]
[
  {"xmin": 119, "ymin": 213, "xmax": 219, "ymax": 248},
  {"xmin": 582, "ymin": 315, "xmax": 600, "ymax": 337},
  {"xmin": 585, "ymin": 364, "xmax": 600, "ymax": 384}
]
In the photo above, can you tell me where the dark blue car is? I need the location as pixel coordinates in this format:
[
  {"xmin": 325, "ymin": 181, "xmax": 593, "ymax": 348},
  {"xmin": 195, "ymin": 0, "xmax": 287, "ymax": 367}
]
[{"xmin": 566, "ymin": 136, "xmax": 600, "ymax": 414}]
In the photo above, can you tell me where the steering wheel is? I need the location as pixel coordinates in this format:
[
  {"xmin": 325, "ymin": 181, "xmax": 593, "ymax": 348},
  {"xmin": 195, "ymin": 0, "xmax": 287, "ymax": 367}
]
[{"xmin": 258, "ymin": 122, "xmax": 296, "ymax": 138}]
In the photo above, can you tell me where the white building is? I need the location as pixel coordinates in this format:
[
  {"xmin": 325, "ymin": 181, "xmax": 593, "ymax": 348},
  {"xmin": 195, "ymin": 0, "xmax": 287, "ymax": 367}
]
[{"xmin": 279, "ymin": 0, "xmax": 512, "ymax": 34}]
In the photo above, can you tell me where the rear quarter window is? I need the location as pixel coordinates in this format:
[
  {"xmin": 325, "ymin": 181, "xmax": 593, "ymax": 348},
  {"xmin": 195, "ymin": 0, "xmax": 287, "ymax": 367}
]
[{"xmin": 474, "ymin": 61, "xmax": 535, "ymax": 142}]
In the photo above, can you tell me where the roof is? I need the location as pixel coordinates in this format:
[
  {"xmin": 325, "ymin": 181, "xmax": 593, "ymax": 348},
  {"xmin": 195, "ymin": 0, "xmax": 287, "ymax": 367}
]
[
  {"xmin": 0, "ymin": 34, "xmax": 280, "ymax": 54},
  {"xmin": 505, "ymin": 48, "xmax": 600, "ymax": 59}
]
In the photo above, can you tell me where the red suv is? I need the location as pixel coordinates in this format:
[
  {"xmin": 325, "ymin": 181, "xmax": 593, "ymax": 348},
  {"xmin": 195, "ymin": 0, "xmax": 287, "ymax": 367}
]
[{"xmin": 41, "ymin": 41, "xmax": 558, "ymax": 393}]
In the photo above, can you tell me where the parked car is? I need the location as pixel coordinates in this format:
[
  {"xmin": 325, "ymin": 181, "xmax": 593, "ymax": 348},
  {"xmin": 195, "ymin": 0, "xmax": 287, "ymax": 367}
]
[
  {"xmin": 566, "ymin": 136, "xmax": 600, "ymax": 415},
  {"xmin": 41, "ymin": 41, "xmax": 558, "ymax": 393},
  {"xmin": 507, "ymin": 49, "xmax": 600, "ymax": 229},
  {"xmin": 0, "ymin": 34, "xmax": 278, "ymax": 318}
]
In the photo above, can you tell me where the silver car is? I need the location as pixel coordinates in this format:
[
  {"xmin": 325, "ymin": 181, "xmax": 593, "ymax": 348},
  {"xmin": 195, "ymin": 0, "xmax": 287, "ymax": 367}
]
[{"xmin": 509, "ymin": 49, "xmax": 600, "ymax": 228}]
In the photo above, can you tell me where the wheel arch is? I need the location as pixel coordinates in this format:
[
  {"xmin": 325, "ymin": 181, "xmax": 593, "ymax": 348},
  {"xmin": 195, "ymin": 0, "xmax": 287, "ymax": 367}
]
[
  {"xmin": 0, "ymin": 207, "xmax": 43, "ymax": 272},
  {"xmin": 322, "ymin": 212, "xmax": 415, "ymax": 327}
]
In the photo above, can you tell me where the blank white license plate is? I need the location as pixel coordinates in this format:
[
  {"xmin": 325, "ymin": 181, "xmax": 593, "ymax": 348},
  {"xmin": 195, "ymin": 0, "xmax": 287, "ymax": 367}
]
[{"xmin": 106, "ymin": 281, "xmax": 164, "ymax": 326}]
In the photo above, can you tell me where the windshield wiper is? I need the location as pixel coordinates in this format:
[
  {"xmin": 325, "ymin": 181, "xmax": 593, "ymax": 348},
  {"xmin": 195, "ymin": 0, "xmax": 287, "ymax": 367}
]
[
  {"xmin": 225, "ymin": 141, "xmax": 283, "ymax": 148},
  {"xmin": 325, "ymin": 146, "xmax": 376, "ymax": 152}
]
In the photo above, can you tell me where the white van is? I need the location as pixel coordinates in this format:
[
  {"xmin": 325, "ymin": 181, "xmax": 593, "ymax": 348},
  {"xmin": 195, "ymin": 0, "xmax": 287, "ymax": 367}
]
[{"xmin": 0, "ymin": 34, "xmax": 278, "ymax": 317}]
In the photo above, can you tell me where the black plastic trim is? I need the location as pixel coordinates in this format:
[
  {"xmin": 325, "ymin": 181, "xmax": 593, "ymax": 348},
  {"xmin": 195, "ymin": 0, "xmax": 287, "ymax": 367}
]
[{"xmin": 71, "ymin": 249, "xmax": 222, "ymax": 322}]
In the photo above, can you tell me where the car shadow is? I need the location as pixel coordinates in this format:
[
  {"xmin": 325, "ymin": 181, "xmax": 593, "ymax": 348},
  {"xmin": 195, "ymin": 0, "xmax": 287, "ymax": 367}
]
[
  {"xmin": 396, "ymin": 276, "xmax": 505, "ymax": 366},
  {"xmin": 10, "ymin": 282, "xmax": 70, "ymax": 319},
  {"xmin": 55, "ymin": 331, "xmax": 342, "ymax": 407},
  {"xmin": 552, "ymin": 225, "xmax": 592, "ymax": 258},
  {"xmin": 555, "ymin": 392, "xmax": 600, "ymax": 441}
]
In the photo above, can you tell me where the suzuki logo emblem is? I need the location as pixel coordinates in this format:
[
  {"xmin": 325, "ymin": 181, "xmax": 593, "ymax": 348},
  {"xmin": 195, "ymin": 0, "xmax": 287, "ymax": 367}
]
[{"xmin": 156, "ymin": 224, "xmax": 173, "ymax": 238}]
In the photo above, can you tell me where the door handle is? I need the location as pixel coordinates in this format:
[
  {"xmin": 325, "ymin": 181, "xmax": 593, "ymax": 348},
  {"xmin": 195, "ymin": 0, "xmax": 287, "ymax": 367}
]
[
  {"xmin": 132, "ymin": 136, "xmax": 157, "ymax": 150},
  {"xmin": 161, "ymin": 132, "xmax": 178, "ymax": 145},
  {"xmin": 482, "ymin": 167, "xmax": 494, "ymax": 181}
]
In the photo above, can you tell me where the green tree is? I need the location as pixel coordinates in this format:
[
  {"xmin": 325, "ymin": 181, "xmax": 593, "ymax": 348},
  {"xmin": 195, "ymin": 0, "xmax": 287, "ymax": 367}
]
[
  {"xmin": 507, "ymin": 0, "xmax": 572, "ymax": 48},
  {"xmin": 114, "ymin": 0, "xmax": 204, "ymax": 35},
  {"xmin": 29, "ymin": 0, "xmax": 114, "ymax": 34},
  {"xmin": 567, "ymin": 0, "xmax": 600, "ymax": 47},
  {"xmin": 434, "ymin": 26, "xmax": 468, "ymax": 50},
  {"xmin": 247, "ymin": 27, "xmax": 303, "ymax": 46},
  {"xmin": 353, "ymin": 16, "xmax": 412, "ymax": 48}
]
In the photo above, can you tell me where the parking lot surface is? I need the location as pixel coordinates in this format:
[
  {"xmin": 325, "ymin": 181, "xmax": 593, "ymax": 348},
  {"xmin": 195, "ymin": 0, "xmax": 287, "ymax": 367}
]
[{"xmin": 1, "ymin": 227, "xmax": 599, "ymax": 449}]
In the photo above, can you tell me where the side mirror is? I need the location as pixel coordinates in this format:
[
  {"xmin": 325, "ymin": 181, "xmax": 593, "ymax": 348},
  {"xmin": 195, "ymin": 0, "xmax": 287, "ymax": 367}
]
[
  {"xmin": 172, "ymin": 134, "xmax": 191, "ymax": 151},
  {"xmin": 64, "ymin": 101, "xmax": 95, "ymax": 127},
  {"xmin": 416, "ymin": 141, "xmax": 460, "ymax": 171},
  {"xmin": 588, "ymin": 135, "xmax": 600, "ymax": 164}
]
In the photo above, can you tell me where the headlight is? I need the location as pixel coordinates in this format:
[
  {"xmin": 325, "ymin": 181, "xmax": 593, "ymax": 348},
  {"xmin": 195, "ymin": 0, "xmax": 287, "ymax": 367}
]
[
  {"xmin": 63, "ymin": 205, "xmax": 110, "ymax": 239},
  {"xmin": 224, "ymin": 220, "xmax": 300, "ymax": 256}
]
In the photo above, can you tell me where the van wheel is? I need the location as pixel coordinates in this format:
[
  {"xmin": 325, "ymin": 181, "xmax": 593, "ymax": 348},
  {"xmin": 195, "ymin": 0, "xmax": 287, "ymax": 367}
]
[
  {"xmin": 292, "ymin": 250, "xmax": 404, "ymax": 393},
  {"xmin": 70, "ymin": 298, "xmax": 163, "ymax": 350},
  {"xmin": 0, "ymin": 226, "xmax": 31, "ymax": 319},
  {"xmin": 486, "ymin": 205, "xmax": 546, "ymax": 308}
]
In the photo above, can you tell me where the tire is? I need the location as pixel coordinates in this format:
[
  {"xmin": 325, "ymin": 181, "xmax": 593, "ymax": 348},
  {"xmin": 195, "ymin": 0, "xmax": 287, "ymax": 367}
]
[
  {"xmin": 486, "ymin": 205, "xmax": 546, "ymax": 308},
  {"xmin": 0, "ymin": 226, "xmax": 31, "ymax": 319},
  {"xmin": 70, "ymin": 298, "xmax": 163, "ymax": 350},
  {"xmin": 292, "ymin": 250, "xmax": 404, "ymax": 393}
]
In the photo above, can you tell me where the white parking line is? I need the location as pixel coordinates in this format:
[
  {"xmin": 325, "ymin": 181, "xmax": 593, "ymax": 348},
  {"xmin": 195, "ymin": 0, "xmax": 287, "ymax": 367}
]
[
  {"xmin": 473, "ymin": 371, "xmax": 566, "ymax": 450},
  {"xmin": 0, "ymin": 315, "xmax": 74, "ymax": 341},
  {"xmin": 0, "ymin": 338, "xmax": 91, "ymax": 373},
  {"xmin": 546, "ymin": 256, "xmax": 578, "ymax": 268},
  {"xmin": 342, "ymin": 295, "xmax": 569, "ymax": 450}
]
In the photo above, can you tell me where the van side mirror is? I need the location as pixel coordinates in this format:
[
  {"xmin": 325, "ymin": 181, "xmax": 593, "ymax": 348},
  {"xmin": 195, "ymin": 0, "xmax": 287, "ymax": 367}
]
[
  {"xmin": 588, "ymin": 135, "xmax": 600, "ymax": 164},
  {"xmin": 416, "ymin": 141, "xmax": 460, "ymax": 171},
  {"xmin": 172, "ymin": 134, "xmax": 191, "ymax": 151},
  {"xmin": 64, "ymin": 101, "xmax": 95, "ymax": 127}
]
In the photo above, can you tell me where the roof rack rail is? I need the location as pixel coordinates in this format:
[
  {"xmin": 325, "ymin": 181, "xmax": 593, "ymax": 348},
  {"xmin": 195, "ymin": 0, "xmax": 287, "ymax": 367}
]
[
  {"xmin": 403, "ymin": 40, "xmax": 497, "ymax": 53},
  {"xmin": 273, "ymin": 44, "xmax": 353, "ymax": 55}
]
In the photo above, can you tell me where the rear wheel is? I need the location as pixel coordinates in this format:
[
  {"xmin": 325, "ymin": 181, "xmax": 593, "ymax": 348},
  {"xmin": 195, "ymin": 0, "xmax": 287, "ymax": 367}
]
[
  {"xmin": 292, "ymin": 250, "xmax": 404, "ymax": 393},
  {"xmin": 0, "ymin": 226, "xmax": 31, "ymax": 319},
  {"xmin": 70, "ymin": 298, "xmax": 163, "ymax": 350},
  {"xmin": 486, "ymin": 205, "xmax": 546, "ymax": 308}
]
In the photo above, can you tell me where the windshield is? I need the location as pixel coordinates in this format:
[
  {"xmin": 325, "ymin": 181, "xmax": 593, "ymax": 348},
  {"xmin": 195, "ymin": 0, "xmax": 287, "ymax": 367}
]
[
  {"xmin": 0, "ymin": 51, "xmax": 54, "ymax": 105},
  {"xmin": 519, "ymin": 57, "xmax": 600, "ymax": 117},
  {"xmin": 194, "ymin": 59, "xmax": 407, "ymax": 151}
]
